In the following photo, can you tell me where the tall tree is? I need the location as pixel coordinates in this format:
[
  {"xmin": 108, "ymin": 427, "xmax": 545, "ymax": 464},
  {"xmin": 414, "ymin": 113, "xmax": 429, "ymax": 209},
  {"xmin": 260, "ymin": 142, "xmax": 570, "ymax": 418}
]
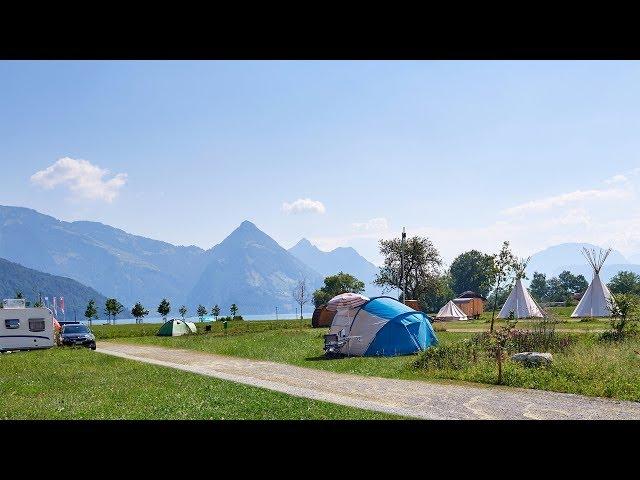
[
  {"xmin": 131, "ymin": 302, "xmax": 149, "ymax": 324},
  {"xmin": 529, "ymin": 272, "xmax": 548, "ymax": 301},
  {"xmin": 211, "ymin": 304, "xmax": 220, "ymax": 321},
  {"xmin": 449, "ymin": 250, "xmax": 495, "ymax": 297},
  {"xmin": 313, "ymin": 272, "xmax": 365, "ymax": 307},
  {"xmin": 179, "ymin": 305, "xmax": 188, "ymax": 319},
  {"xmin": 420, "ymin": 272, "xmax": 455, "ymax": 312},
  {"xmin": 374, "ymin": 235, "xmax": 442, "ymax": 301},
  {"xmin": 84, "ymin": 299, "xmax": 98, "ymax": 326},
  {"xmin": 104, "ymin": 298, "xmax": 124, "ymax": 325},
  {"xmin": 608, "ymin": 271, "xmax": 640, "ymax": 295},
  {"xmin": 157, "ymin": 298, "xmax": 171, "ymax": 321},
  {"xmin": 292, "ymin": 277, "xmax": 309, "ymax": 319},
  {"xmin": 197, "ymin": 304, "xmax": 207, "ymax": 322},
  {"xmin": 230, "ymin": 303, "xmax": 239, "ymax": 317},
  {"xmin": 489, "ymin": 241, "xmax": 518, "ymax": 332},
  {"xmin": 558, "ymin": 270, "xmax": 588, "ymax": 296}
]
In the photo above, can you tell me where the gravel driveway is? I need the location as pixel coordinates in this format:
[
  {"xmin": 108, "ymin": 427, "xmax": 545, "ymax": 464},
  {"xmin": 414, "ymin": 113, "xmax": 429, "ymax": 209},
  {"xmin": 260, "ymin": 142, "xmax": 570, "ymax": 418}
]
[{"xmin": 98, "ymin": 342, "xmax": 640, "ymax": 420}]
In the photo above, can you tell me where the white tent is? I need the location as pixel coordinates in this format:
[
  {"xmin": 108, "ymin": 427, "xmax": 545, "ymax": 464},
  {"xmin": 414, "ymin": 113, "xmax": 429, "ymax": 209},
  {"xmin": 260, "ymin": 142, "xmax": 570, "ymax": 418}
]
[
  {"xmin": 498, "ymin": 278, "xmax": 545, "ymax": 319},
  {"xmin": 435, "ymin": 300, "xmax": 468, "ymax": 321},
  {"xmin": 571, "ymin": 247, "xmax": 614, "ymax": 318}
]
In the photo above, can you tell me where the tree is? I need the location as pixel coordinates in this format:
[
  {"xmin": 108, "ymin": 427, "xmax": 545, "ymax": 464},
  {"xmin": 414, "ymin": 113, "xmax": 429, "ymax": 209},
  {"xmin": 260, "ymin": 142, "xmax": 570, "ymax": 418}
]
[
  {"xmin": 374, "ymin": 235, "xmax": 442, "ymax": 301},
  {"xmin": 211, "ymin": 304, "xmax": 220, "ymax": 321},
  {"xmin": 605, "ymin": 293, "xmax": 640, "ymax": 340},
  {"xmin": 104, "ymin": 298, "xmax": 124, "ymax": 325},
  {"xmin": 131, "ymin": 302, "xmax": 149, "ymax": 324},
  {"xmin": 546, "ymin": 277, "xmax": 569, "ymax": 302},
  {"xmin": 529, "ymin": 272, "xmax": 548, "ymax": 301},
  {"xmin": 489, "ymin": 241, "xmax": 518, "ymax": 332},
  {"xmin": 558, "ymin": 270, "xmax": 588, "ymax": 296},
  {"xmin": 157, "ymin": 298, "xmax": 171, "ymax": 321},
  {"xmin": 449, "ymin": 250, "xmax": 496, "ymax": 297},
  {"xmin": 292, "ymin": 277, "xmax": 309, "ymax": 320},
  {"xmin": 197, "ymin": 304, "xmax": 207, "ymax": 322},
  {"xmin": 419, "ymin": 272, "xmax": 455, "ymax": 313},
  {"xmin": 608, "ymin": 271, "xmax": 640, "ymax": 295},
  {"xmin": 84, "ymin": 299, "xmax": 98, "ymax": 326},
  {"xmin": 230, "ymin": 303, "xmax": 239, "ymax": 318},
  {"xmin": 313, "ymin": 271, "xmax": 365, "ymax": 307},
  {"xmin": 179, "ymin": 305, "xmax": 188, "ymax": 319}
]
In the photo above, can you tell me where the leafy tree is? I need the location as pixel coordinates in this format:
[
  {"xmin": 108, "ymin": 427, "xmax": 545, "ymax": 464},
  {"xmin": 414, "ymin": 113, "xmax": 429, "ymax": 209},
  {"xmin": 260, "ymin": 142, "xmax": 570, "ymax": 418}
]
[
  {"xmin": 419, "ymin": 272, "xmax": 455, "ymax": 312},
  {"xmin": 292, "ymin": 277, "xmax": 309, "ymax": 320},
  {"xmin": 558, "ymin": 270, "xmax": 588, "ymax": 296},
  {"xmin": 374, "ymin": 235, "xmax": 442, "ymax": 301},
  {"xmin": 313, "ymin": 271, "xmax": 365, "ymax": 307},
  {"xmin": 545, "ymin": 277, "xmax": 569, "ymax": 302},
  {"xmin": 15, "ymin": 291, "xmax": 23, "ymax": 299},
  {"xmin": 608, "ymin": 271, "xmax": 640, "ymax": 295},
  {"xmin": 104, "ymin": 298, "xmax": 124, "ymax": 325},
  {"xmin": 131, "ymin": 302, "xmax": 149, "ymax": 324},
  {"xmin": 449, "ymin": 250, "xmax": 495, "ymax": 297},
  {"xmin": 605, "ymin": 293, "xmax": 639, "ymax": 339},
  {"xmin": 529, "ymin": 272, "xmax": 548, "ymax": 301},
  {"xmin": 197, "ymin": 304, "xmax": 207, "ymax": 322},
  {"xmin": 230, "ymin": 303, "xmax": 239, "ymax": 318},
  {"xmin": 211, "ymin": 304, "xmax": 220, "ymax": 321},
  {"xmin": 179, "ymin": 305, "xmax": 188, "ymax": 319},
  {"xmin": 489, "ymin": 241, "xmax": 518, "ymax": 332},
  {"xmin": 157, "ymin": 298, "xmax": 171, "ymax": 321},
  {"xmin": 84, "ymin": 299, "xmax": 98, "ymax": 326}
]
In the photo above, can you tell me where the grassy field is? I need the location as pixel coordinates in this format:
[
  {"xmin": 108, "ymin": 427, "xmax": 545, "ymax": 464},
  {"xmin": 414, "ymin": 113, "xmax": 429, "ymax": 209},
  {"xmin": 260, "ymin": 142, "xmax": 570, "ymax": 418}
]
[
  {"xmin": 114, "ymin": 320, "xmax": 640, "ymax": 402},
  {"xmin": 0, "ymin": 347, "xmax": 399, "ymax": 419}
]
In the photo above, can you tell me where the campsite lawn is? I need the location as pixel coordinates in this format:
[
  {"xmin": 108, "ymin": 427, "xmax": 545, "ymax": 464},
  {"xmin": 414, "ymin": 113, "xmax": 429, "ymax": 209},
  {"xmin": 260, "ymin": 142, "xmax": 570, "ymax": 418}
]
[
  {"xmin": 116, "ymin": 321, "xmax": 640, "ymax": 403},
  {"xmin": 0, "ymin": 347, "xmax": 400, "ymax": 419}
]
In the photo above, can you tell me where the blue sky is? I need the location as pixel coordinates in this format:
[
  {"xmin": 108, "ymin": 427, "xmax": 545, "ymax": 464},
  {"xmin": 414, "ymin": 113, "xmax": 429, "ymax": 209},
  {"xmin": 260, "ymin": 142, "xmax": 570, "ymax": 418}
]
[{"xmin": 2, "ymin": 60, "xmax": 640, "ymax": 265}]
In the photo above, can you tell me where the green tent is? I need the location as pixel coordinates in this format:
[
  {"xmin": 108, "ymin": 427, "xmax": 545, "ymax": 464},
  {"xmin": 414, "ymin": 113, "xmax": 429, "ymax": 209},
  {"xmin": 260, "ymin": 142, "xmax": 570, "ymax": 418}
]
[{"xmin": 157, "ymin": 319, "xmax": 197, "ymax": 336}]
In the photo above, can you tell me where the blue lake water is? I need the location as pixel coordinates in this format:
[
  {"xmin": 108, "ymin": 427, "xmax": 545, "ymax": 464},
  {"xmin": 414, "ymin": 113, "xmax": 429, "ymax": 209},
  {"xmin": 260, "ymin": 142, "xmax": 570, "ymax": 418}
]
[{"xmin": 83, "ymin": 313, "xmax": 313, "ymax": 326}]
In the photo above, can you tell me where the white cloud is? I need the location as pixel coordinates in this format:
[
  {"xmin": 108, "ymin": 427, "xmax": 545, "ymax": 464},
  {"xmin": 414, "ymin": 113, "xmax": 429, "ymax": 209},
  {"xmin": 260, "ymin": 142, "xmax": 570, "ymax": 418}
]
[
  {"xmin": 282, "ymin": 198, "xmax": 326, "ymax": 215},
  {"xmin": 352, "ymin": 217, "xmax": 388, "ymax": 232},
  {"xmin": 502, "ymin": 188, "xmax": 630, "ymax": 216},
  {"xmin": 31, "ymin": 157, "xmax": 127, "ymax": 203},
  {"xmin": 605, "ymin": 174, "xmax": 628, "ymax": 184}
]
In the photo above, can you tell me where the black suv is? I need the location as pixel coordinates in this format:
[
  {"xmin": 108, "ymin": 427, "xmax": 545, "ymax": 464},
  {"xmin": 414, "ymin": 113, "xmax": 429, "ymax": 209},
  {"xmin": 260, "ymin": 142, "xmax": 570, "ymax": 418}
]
[{"xmin": 58, "ymin": 323, "xmax": 96, "ymax": 350}]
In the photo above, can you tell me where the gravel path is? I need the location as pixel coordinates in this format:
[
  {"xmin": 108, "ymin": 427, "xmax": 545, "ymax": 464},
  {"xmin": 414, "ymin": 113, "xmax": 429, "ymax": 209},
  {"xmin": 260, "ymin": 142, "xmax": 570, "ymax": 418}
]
[{"xmin": 97, "ymin": 342, "xmax": 640, "ymax": 420}]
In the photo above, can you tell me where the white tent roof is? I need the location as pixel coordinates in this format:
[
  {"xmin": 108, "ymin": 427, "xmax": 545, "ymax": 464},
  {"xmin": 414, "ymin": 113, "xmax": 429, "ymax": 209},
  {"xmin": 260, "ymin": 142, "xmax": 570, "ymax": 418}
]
[
  {"xmin": 498, "ymin": 278, "xmax": 545, "ymax": 319},
  {"xmin": 435, "ymin": 300, "xmax": 468, "ymax": 321},
  {"xmin": 326, "ymin": 293, "xmax": 369, "ymax": 312},
  {"xmin": 571, "ymin": 273, "xmax": 613, "ymax": 317}
]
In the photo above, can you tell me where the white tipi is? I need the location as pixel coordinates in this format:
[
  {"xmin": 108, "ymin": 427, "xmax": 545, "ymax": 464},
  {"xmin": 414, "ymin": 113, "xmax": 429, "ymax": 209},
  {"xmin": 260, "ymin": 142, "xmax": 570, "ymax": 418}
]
[
  {"xmin": 571, "ymin": 247, "xmax": 614, "ymax": 318},
  {"xmin": 498, "ymin": 257, "xmax": 545, "ymax": 319},
  {"xmin": 435, "ymin": 300, "xmax": 468, "ymax": 321}
]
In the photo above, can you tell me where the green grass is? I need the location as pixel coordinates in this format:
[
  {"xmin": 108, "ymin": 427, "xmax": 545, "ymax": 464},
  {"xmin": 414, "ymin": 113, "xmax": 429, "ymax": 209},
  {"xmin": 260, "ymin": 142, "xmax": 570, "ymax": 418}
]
[
  {"xmin": 0, "ymin": 347, "xmax": 400, "ymax": 419},
  {"xmin": 116, "ymin": 322, "xmax": 640, "ymax": 402}
]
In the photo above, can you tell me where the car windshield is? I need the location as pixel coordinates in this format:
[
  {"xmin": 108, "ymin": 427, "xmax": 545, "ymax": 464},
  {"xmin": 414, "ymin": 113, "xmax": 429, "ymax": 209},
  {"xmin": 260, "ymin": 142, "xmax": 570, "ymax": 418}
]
[{"xmin": 63, "ymin": 325, "xmax": 89, "ymax": 334}]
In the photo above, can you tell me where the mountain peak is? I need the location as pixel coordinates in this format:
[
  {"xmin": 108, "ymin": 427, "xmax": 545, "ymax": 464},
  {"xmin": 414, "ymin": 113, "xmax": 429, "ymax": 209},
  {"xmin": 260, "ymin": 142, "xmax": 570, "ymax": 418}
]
[{"xmin": 292, "ymin": 238, "xmax": 315, "ymax": 249}]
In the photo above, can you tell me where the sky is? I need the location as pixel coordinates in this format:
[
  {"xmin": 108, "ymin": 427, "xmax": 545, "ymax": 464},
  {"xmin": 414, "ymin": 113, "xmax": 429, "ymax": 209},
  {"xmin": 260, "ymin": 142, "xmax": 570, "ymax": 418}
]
[{"xmin": 1, "ymin": 60, "xmax": 640, "ymax": 266}]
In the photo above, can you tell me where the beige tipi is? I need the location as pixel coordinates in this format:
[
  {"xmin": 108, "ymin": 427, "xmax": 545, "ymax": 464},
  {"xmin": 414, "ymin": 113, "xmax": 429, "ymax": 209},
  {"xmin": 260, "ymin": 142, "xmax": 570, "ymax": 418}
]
[
  {"xmin": 498, "ymin": 278, "xmax": 544, "ymax": 319},
  {"xmin": 571, "ymin": 248, "xmax": 614, "ymax": 318},
  {"xmin": 435, "ymin": 300, "xmax": 468, "ymax": 321}
]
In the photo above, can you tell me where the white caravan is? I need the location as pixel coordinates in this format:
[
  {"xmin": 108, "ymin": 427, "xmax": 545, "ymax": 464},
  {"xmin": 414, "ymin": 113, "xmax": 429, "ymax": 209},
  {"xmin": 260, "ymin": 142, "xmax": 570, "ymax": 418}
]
[{"xmin": 0, "ymin": 298, "xmax": 55, "ymax": 352}]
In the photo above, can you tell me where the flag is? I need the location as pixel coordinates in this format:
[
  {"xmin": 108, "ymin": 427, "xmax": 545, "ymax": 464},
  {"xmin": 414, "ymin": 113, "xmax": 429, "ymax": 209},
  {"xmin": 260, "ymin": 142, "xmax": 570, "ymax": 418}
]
[
  {"xmin": 60, "ymin": 296, "xmax": 65, "ymax": 315},
  {"xmin": 44, "ymin": 296, "xmax": 49, "ymax": 308},
  {"xmin": 53, "ymin": 297, "xmax": 58, "ymax": 316}
]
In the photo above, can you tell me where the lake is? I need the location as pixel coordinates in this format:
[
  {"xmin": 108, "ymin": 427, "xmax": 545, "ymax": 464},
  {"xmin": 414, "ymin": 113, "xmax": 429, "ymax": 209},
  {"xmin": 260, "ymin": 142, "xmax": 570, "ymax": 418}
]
[{"xmin": 82, "ymin": 312, "xmax": 313, "ymax": 325}]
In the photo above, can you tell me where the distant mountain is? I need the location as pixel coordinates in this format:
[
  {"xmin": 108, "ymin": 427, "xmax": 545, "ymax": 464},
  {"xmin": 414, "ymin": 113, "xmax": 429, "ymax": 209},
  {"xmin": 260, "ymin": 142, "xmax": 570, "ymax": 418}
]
[
  {"xmin": 527, "ymin": 243, "xmax": 636, "ymax": 283},
  {"xmin": 0, "ymin": 205, "xmax": 206, "ymax": 308},
  {"xmin": 289, "ymin": 238, "xmax": 382, "ymax": 296},
  {"xmin": 187, "ymin": 222, "xmax": 324, "ymax": 314},
  {"xmin": 0, "ymin": 257, "xmax": 108, "ymax": 315}
]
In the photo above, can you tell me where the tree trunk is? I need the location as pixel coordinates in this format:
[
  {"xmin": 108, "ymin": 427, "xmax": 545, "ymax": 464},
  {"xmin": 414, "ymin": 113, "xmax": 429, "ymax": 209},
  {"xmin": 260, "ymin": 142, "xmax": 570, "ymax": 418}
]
[
  {"xmin": 497, "ymin": 350, "xmax": 503, "ymax": 384},
  {"xmin": 490, "ymin": 278, "xmax": 500, "ymax": 333}
]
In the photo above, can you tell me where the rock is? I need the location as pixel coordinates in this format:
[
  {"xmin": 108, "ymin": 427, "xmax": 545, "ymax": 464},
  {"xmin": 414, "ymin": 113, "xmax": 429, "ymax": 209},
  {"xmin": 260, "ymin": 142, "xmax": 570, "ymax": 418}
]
[{"xmin": 510, "ymin": 352, "xmax": 552, "ymax": 367}]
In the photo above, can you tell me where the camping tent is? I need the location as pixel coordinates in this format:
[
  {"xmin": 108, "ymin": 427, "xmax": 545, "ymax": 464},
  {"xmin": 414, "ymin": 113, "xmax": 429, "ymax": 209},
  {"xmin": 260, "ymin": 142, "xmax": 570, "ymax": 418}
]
[
  {"xmin": 498, "ymin": 278, "xmax": 545, "ymax": 319},
  {"xmin": 435, "ymin": 300, "xmax": 468, "ymax": 321},
  {"xmin": 157, "ymin": 319, "xmax": 197, "ymax": 336},
  {"xmin": 571, "ymin": 248, "xmax": 614, "ymax": 318},
  {"xmin": 327, "ymin": 295, "xmax": 438, "ymax": 356}
]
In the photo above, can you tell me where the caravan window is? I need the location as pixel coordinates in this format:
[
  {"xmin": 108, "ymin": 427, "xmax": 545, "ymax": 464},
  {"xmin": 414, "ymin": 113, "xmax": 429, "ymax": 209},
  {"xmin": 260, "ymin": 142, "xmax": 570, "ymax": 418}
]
[
  {"xmin": 29, "ymin": 318, "xmax": 45, "ymax": 332},
  {"xmin": 4, "ymin": 319, "xmax": 20, "ymax": 329}
]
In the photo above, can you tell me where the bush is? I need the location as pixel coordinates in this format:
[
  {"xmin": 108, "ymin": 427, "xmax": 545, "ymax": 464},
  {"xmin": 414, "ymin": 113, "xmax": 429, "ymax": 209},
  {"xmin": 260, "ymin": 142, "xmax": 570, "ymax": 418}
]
[{"xmin": 413, "ymin": 341, "xmax": 483, "ymax": 370}]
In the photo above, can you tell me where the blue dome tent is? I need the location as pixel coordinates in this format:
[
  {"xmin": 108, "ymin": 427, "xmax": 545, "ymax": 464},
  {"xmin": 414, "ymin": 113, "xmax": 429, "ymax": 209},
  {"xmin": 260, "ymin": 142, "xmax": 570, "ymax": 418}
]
[{"xmin": 326, "ymin": 295, "xmax": 438, "ymax": 356}]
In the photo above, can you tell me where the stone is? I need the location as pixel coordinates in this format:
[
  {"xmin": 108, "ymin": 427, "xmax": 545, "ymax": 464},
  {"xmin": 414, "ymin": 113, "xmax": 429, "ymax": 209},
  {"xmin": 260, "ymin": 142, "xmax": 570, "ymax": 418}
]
[{"xmin": 510, "ymin": 351, "xmax": 553, "ymax": 367}]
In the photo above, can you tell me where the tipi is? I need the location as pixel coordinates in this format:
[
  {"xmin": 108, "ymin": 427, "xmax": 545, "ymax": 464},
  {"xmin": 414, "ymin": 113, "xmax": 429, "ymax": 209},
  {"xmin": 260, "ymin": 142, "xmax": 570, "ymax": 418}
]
[
  {"xmin": 571, "ymin": 247, "xmax": 614, "ymax": 318},
  {"xmin": 498, "ymin": 257, "xmax": 545, "ymax": 319},
  {"xmin": 435, "ymin": 300, "xmax": 468, "ymax": 321}
]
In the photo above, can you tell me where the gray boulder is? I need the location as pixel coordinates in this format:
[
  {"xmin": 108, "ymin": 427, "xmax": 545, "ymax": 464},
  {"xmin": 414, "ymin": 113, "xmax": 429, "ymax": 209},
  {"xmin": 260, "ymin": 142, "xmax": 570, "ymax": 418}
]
[{"xmin": 510, "ymin": 352, "xmax": 553, "ymax": 367}]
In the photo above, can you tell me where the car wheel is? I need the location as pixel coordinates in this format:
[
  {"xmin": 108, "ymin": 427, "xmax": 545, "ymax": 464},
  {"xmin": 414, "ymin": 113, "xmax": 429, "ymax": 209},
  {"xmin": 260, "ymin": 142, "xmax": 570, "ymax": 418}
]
[{"xmin": 90, "ymin": 343, "xmax": 96, "ymax": 350}]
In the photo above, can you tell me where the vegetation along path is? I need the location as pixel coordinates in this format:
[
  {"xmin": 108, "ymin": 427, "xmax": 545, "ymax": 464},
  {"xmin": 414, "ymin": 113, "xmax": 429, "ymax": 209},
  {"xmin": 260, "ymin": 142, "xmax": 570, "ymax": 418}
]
[{"xmin": 98, "ymin": 342, "xmax": 640, "ymax": 420}]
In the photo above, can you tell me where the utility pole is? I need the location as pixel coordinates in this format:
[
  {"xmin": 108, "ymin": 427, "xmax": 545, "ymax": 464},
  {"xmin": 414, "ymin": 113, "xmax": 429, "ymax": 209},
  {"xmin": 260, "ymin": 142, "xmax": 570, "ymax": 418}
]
[
  {"xmin": 400, "ymin": 227, "xmax": 406, "ymax": 303},
  {"xmin": 275, "ymin": 306, "xmax": 278, "ymax": 321}
]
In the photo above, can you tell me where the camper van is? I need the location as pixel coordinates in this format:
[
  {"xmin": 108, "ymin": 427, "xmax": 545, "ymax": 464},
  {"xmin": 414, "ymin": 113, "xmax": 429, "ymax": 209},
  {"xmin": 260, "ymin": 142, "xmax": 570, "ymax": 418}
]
[{"xmin": 0, "ymin": 299, "xmax": 55, "ymax": 352}]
